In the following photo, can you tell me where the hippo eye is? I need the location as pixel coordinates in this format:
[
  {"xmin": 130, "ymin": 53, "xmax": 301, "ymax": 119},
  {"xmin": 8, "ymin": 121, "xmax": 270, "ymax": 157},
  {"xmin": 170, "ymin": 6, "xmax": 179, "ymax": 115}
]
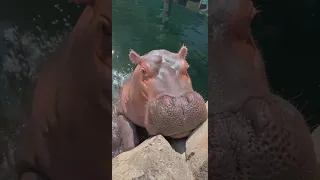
[
  {"xmin": 141, "ymin": 68, "xmax": 147, "ymax": 74},
  {"xmin": 141, "ymin": 68, "xmax": 149, "ymax": 80},
  {"xmin": 181, "ymin": 62, "xmax": 190, "ymax": 76},
  {"xmin": 184, "ymin": 72, "xmax": 189, "ymax": 77}
]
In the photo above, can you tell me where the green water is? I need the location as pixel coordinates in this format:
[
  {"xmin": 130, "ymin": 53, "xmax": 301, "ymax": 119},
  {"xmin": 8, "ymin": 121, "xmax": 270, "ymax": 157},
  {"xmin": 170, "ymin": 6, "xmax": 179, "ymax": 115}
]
[{"xmin": 112, "ymin": 0, "xmax": 208, "ymax": 100}]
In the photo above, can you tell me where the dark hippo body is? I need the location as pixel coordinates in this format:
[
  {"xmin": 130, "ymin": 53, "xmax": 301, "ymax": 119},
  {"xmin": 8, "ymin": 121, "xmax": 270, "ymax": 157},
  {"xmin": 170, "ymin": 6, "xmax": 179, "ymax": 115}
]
[
  {"xmin": 114, "ymin": 46, "xmax": 208, "ymax": 152},
  {"xmin": 208, "ymin": 0, "xmax": 317, "ymax": 179},
  {"xmin": 14, "ymin": 0, "xmax": 112, "ymax": 179}
]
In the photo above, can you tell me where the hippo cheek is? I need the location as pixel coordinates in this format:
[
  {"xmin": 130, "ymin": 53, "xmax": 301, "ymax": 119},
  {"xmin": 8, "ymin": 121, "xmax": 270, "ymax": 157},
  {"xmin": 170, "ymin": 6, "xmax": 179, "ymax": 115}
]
[{"xmin": 145, "ymin": 92, "xmax": 208, "ymax": 138}]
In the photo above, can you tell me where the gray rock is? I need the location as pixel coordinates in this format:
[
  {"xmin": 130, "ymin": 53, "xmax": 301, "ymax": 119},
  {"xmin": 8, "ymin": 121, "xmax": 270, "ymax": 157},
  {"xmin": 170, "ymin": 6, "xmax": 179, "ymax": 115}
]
[
  {"xmin": 186, "ymin": 119, "xmax": 208, "ymax": 180},
  {"xmin": 112, "ymin": 135, "xmax": 194, "ymax": 180},
  {"xmin": 112, "ymin": 102, "xmax": 209, "ymax": 180}
]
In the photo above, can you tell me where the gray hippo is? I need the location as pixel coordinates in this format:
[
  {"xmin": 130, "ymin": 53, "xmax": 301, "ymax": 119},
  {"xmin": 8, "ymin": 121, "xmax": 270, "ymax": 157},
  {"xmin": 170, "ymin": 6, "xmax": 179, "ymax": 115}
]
[
  {"xmin": 114, "ymin": 46, "xmax": 208, "ymax": 152},
  {"xmin": 208, "ymin": 0, "xmax": 317, "ymax": 179}
]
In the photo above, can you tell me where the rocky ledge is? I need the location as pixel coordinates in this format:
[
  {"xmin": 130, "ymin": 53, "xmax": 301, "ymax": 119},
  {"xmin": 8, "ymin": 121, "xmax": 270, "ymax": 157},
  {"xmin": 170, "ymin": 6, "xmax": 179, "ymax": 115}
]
[
  {"xmin": 112, "ymin": 102, "xmax": 209, "ymax": 180},
  {"xmin": 112, "ymin": 102, "xmax": 320, "ymax": 180}
]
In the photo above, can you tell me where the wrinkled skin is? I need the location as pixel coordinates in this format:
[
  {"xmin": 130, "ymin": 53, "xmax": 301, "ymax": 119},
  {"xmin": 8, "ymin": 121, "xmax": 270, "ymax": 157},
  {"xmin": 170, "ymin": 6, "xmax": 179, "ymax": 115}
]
[
  {"xmin": 115, "ymin": 46, "xmax": 208, "ymax": 152},
  {"xmin": 208, "ymin": 0, "xmax": 317, "ymax": 179},
  {"xmin": 14, "ymin": 0, "xmax": 112, "ymax": 180}
]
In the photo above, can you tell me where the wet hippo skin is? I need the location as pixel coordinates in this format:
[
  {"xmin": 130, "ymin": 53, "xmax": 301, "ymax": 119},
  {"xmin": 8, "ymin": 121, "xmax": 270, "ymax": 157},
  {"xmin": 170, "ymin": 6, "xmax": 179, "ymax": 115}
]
[
  {"xmin": 114, "ymin": 46, "xmax": 208, "ymax": 152},
  {"xmin": 208, "ymin": 0, "xmax": 317, "ymax": 179},
  {"xmin": 15, "ymin": 0, "xmax": 112, "ymax": 179}
]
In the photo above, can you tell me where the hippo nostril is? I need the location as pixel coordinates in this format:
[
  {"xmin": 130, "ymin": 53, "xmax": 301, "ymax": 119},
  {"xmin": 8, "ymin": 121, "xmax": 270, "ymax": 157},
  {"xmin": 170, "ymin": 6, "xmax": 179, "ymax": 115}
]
[
  {"xmin": 163, "ymin": 96, "xmax": 170, "ymax": 104},
  {"xmin": 156, "ymin": 95, "xmax": 174, "ymax": 106}
]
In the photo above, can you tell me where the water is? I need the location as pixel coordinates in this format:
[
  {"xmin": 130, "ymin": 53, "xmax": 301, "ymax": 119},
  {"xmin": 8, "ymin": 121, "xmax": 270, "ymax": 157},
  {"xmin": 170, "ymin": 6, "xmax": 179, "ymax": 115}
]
[
  {"xmin": 112, "ymin": 0, "xmax": 208, "ymax": 100},
  {"xmin": 0, "ymin": 1, "xmax": 83, "ymax": 121}
]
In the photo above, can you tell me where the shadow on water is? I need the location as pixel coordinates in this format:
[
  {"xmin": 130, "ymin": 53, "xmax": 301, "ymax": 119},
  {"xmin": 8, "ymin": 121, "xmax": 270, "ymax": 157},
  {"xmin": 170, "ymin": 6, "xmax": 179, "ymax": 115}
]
[
  {"xmin": 112, "ymin": 0, "xmax": 208, "ymax": 100},
  {"xmin": 0, "ymin": 1, "xmax": 83, "ymax": 179}
]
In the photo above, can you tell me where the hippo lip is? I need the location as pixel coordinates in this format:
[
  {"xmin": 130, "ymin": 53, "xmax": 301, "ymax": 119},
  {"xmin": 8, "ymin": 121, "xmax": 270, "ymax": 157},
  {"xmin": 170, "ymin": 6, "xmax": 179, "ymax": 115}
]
[
  {"xmin": 168, "ymin": 130, "xmax": 193, "ymax": 139},
  {"xmin": 145, "ymin": 92, "xmax": 208, "ymax": 138}
]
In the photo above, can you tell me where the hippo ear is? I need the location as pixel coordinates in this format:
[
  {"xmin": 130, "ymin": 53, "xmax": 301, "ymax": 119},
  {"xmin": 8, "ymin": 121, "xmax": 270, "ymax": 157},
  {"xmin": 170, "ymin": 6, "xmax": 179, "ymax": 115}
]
[
  {"xmin": 129, "ymin": 50, "xmax": 142, "ymax": 64},
  {"xmin": 178, "ymin": 45, "xmax": 188, "ymax": 59}
]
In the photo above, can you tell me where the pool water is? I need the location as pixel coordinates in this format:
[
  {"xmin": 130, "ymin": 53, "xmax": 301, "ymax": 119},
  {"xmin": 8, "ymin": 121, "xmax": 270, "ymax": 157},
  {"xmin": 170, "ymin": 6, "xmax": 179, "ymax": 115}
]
[{"xmin": 112, "ymin": 0, "xmax": 208, "ymax": 100}]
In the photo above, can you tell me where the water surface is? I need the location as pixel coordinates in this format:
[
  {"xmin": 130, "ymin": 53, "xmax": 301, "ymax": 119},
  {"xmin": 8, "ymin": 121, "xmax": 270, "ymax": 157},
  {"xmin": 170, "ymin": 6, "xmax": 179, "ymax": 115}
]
[{"xmin": 112, "ymin": 0, "xmax": 208, "ymax": 100}]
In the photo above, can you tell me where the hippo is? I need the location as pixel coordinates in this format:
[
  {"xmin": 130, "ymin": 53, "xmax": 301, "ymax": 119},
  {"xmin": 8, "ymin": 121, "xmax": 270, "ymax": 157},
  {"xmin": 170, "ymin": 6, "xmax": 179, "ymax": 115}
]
[
  {"xmin": 14, "ymin": 0, "xmax": 112, "ymax": 179},
  {"xmin": 208, "ymin": 0, "xmax": 317, "ymax": 179},
  {"xmin": 115, "ymin": 46, "xmax": 208, "ymax": 152}
]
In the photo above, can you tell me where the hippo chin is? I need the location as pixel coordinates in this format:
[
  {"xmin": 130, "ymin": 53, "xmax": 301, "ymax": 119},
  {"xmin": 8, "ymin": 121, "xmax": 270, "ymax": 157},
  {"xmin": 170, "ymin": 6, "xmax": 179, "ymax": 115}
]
[{"xmin": 116, "ymin": 45, "xmax": 208, "ymax": 152}]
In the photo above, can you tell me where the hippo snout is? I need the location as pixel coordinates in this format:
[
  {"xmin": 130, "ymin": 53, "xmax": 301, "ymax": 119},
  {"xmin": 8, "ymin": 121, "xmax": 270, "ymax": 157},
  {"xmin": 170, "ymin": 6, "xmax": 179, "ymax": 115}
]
[{"xmin": 145, "ymin": 91, "xmax": 208, "ymax": 138}]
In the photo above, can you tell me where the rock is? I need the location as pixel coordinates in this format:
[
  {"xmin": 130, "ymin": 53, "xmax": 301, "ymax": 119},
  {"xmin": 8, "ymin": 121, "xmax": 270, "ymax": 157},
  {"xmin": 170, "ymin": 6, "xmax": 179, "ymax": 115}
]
[
  {"xmin": 112, "ymin": 102, "xmax": 209, "ymax": 180},
  {"xmin": 186, "ymin": 119, "xmax": 208, "ymax": 180},
  {"xmin": 311, "ymin": 126, "xmax": 320, "ymax": 178},
  {"xmin": 112, "ymin": 135, "xmax": 194, "ymax": 180},
  {"xmin": 181, "ymin": 101, "xmax": 208, "ymax": 180}
]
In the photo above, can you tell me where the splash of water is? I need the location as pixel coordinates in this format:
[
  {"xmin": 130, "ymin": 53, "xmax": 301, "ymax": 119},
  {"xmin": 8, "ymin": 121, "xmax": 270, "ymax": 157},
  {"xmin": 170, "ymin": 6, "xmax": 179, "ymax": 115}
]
[{"xmin": 112, "ymin": 69, "xmax": 130, "ymax": 100}]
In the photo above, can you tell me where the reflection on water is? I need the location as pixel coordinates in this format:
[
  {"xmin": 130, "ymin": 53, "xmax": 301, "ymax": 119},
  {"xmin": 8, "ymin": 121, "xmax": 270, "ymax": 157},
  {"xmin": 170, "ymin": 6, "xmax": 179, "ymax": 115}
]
[
  {"xmin": 112, "ymin": 0, "xmax": 208, "ymax": 100},
  {"xmin": 0, "ymin": 1, "xmax": 83, "ymax": 179}
]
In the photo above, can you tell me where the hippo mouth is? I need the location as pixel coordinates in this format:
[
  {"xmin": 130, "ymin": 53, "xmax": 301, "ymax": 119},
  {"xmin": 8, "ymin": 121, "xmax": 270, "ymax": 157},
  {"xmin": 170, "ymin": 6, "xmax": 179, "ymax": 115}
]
[{"xmin": 145, "ymin": 91, "xmax": 208, "ymax": 138}]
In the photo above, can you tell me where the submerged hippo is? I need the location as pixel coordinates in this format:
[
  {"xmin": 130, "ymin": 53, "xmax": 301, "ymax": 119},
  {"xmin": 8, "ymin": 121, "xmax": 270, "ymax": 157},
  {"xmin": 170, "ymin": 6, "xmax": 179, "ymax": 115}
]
[
  {"xmin": 115, "ymin": 46, "xmax": 208, "ymax": 151},
  {"xmin": 208, "ymin": 0, "xmax": 317, "ymax": 179}
]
